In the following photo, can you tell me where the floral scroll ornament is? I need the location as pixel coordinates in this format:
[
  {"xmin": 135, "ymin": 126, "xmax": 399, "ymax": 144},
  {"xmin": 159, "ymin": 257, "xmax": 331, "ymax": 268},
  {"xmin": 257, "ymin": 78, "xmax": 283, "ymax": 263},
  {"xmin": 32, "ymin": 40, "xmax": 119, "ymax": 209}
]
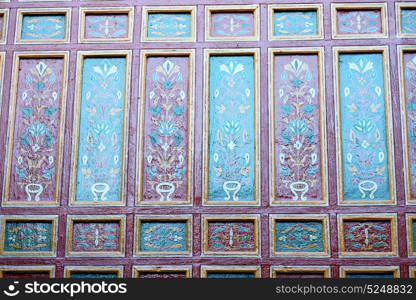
[
  {"xmin": 278, "ymin": 58, "xmax": 318, "ymax": 201},
  {"xmin": 145, "ymin": 60, "xmax": 187, "ymax": 202},
  {"xmin": 338, "ymin": 10, "xmax": 381, "ymax": 34},
  {"xmin": 405, "ymin": 56, "xmax": 416, "ymax": 191},
  {"xmin": 73, "ymin": 223, "xmax": 118, "ymax": 251},
  {"xmin": 277, "ymin": 223, "xmax": 321, "ymax": 251},
  {"xmin": 345, "ymin": 222, "xmax": 389, "ymax": 252},
  {"xmin": 209, "ymin": 222, "xmax": 254, "ymax": 251},
  {"xmin": 6, "ymin": 222, "xmax": 50, "ymax": 251},
  {"xmin": 16, "ymin": 61, "xmax": 59, "ymax": 202}
]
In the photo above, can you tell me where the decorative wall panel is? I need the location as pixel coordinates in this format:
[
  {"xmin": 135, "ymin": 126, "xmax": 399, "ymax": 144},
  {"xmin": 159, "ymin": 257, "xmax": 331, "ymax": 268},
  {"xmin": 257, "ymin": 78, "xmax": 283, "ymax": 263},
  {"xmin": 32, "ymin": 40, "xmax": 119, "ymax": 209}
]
[
  {"xmin": 64, "ymin": 266, "xmax": 123, "ymax": 278},
  {"xmin": 339, "ymin": 266, "xmax": 400, "ymax": 278},
  {"xmin": 0, "ymin": 9, "xmax": 8, "ymax": 44},
  {"xmin": 200, "ymin": 266, "xmax": 260, "ymax": 278},
  {"xmin": 271, "ymin": 266, "xmax": 330, "ymax": 278},
  {"xmin": 133, "ymin": 266, "xmax": 192, "ymax": 278},
  {"xmin": 397, "ymin": 3, "xmax": 416, "ymax": 37},
  {"xmin": 0, "ymin": 266, "xmax": 55, "ymax": 278}
]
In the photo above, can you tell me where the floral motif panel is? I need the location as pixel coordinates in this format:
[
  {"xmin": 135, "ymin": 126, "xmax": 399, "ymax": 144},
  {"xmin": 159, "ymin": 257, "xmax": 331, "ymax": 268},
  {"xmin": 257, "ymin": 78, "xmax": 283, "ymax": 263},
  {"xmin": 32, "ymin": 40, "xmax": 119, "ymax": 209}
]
[
  {"xmin": 140, "ymin": 57, "xmax": 191, "ymax": 204},
  {"xmin": 147, "ymin": 13, "xmax": 191, "ymax": 38},
  {"xmin": 74, "ymin": 57, "xmax": 126, "ymax": 204},
  {"xmin": 207, "ymin": 56, "xmax": 256, "ymax": 203},
  {"xmin": 3, "ymin": 221, "xmax": 53, "ymax": 252},
  {"xmin": 85, "ymin": 14, "xmax": 129, "ymax": 39},
  {"xmin": 139, "ymin": 221, "xmax": 188, "ymax": 253},
  {"xmin": 401, "ymin": 9, "xmax": 416, "ymax": 34},
  {"xmin": 21, "ymin": 15, "xmax": 66, "ymax": 41},
  {"xmin": 274, "ymin": 11, "xmax": 318, "ymax": 37},
  {"xmin": 207, "ymin": 221, "xmax": 255, "ymax": 253},
  {"xmin": 337, "ymin": 10, "xmax": 382, "ymax": 35},
  {"xmin": 343, "ymin": 221, "xmax": 392, "ymax": 253},
  {"xmin": 211, "ymin": 13, "xmax": 254, "ymax": 37},
  {"xmin": 273, "ymin": 55, "xmax": 323, "ymax": 203},
  {"xmin": 6, "ymin": 58, "xmax": 64, "ymax": 204},
  {"xmin": 339, "ymin": 53, "xmax": 391, "ymax": 202}
]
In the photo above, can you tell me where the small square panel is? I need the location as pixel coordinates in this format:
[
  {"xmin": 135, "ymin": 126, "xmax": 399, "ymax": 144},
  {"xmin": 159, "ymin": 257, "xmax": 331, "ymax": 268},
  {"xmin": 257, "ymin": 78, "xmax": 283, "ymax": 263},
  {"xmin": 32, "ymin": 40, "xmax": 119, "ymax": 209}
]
[
  {"xmin": 0, "ymin": 9, "xmax": 8, "ymax": 44},
  {"xmin": 332, "ymin": 4, "xmax": 387, "ymax": 39},
  {"xmin": 64, "ymin": 266, "xmax": 123, "ymax": 278},
  {"xmin": 410, "ymin": 266, "xmax": 416, "ymax": 278},
  {"xmin": 340, "ymin": 266, "xmax": 399, "ymax": 278},
  {"xmin": 270, "ymin": 214, "xmax": 329, "ymax": 257},
  {"xmin": 397, "ymin": 3, "xmax": 416, "ymax": 37},
  {"xmin": 66, "ymin": 215, "xmax": 125, "ymax": 257},
  {"xmin": 205, "ymin": 5, "xmax": 259, "ymax": 41},
  {"xmin": 338, "ymin": 214, "xmax": 398, "ymax": 257},
  {"xmin": 134, "ymin": 215, "xmax": 192, "ymax": 257},
  {"xmin": 133, "ymin": 265, "xmax": 192, "ymax": 278},
  {"xmin": 271, "ymin": 266, "xmax": 330, "ymax": 278},
  {"xmin": 16, "ymin": 8, "xmax": 71, "ymax": 44},
  {"xmin": 79, "ymin": 7, "xmax": 133, "ymax": 43},
  {"xmin": 0, "ymin": 266, "xmax": 55, "ymax": 278},
  {"xmin": 201, "ymin": 215, "xmax": 260, "ymax": 257},
  {"xmin": 0, "ymin": 215, "xmax": 57, "ymax": 257},
  {"xmin": 141, "ymin": 6, "xmax": 196, "ymax": 42},
  {"xmin": 201, "ymin": 266, "xmax": 260, "ymax": 278},
  {"xmin": 269, "ymin": 4, "xmax": 323, "ymax": 40},
  {"xmin": 407, "ymin": 214, "xmax": 416, "ymax": 257}
]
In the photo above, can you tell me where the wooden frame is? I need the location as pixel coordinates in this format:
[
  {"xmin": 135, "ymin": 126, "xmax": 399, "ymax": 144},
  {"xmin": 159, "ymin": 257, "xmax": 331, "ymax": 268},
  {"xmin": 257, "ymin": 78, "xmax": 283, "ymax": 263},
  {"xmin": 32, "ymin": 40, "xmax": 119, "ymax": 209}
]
[
  {"xmin": 270, "ymin": 214, "xmax": 330, "ymax": 257},
  {"xmin": 202, "ymin": 48, "xmax": 261, "ymax": 206},
  {"xmin": 205, "ymin": 5, "xmax": 259, "ymax": 42},
  {"xmin": 2, "ymin": 51, "xmax": 69, "ymax": 207},
  {"xmin": 134, "ymin": 215, "xmax": 192, "ymax": 257},
  {"xmin": 79, "ymin": 7, "xmax": 134, "ymax": 43},
  {"xmin": 137, "ymin": 49, "xmax": 195, "ymax": 206},
  {"xmin": 65, "ymin": 215, "xmax": 126, "ymax": 257},
  {"xmin": 337, "ymin": 213, "xmax": 398, "ymax": 258},
  {"xmin": 0, "ymin": 266, "xmax": 55, "ymax": 278},
  {"xmin": 406, "ymin": 214, "xmax": 416, "ymax": 257},
  {"xmin": 0, "ymin": 215, "xmax": 58, "ymax": 257},
  {"xmin": 333, "ymin": 46, "xmax": 395, "ymax": 206},
  {"xmin": 133, "ymin": 265, "xmax": 192, "ymax": 278},
  {"xmin": 269, "ymin": 47, "xmax": 327, "ymax": 206},
  {"xmin": 69, "ymin": 50, "xmax": 131, "ymax": 206},
  {"xmin": 339, "ymin": 266, "xmax": 400, "ymax": 278},
  {"xmin": 268, "ymin": 4, "xmax": 323, "ymax": 41},
  {"xmin": 201, "ymin": 214, "xmax": 260, "ymax": 257},
  {"xmin": 0, "ymin": 9, "xmax": 8, "ymax": 44},
  {"xmin": 331, "ymin": 3, "xmax": 388, "ymax": 39},
  {"xmin": 141, "ymin": 6, "xmax": 196, "ymax": 42},
  {"xmin": 270, "ymin": 266, "xmax": 330, "ymax": 278},
  {"xmin": 200, "ymin": 265, "xmax": 261, "ymax": 278},
  {"xmin": 64, "ymin": 266, "xmax": 123, "ymax": 278},
  {"xmin": 15, "ymin": 8, "xmax": 71, "ymax": 44},
  {"xmin": 396, "ymin": 2, "xmax": 416, "ymax": 38}
]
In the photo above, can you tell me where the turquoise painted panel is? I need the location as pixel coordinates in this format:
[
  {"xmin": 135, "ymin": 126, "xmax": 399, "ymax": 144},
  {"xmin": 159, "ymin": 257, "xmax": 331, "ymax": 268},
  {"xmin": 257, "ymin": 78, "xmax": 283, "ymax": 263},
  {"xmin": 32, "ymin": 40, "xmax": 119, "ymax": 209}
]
[
  {"xmin": 21, "ymin": 15, "xmax": 65, "ymax": 41},
  {"xmin": 208, "ymin": 56, "xmax": 255, "ymax": 202},
  {"xmin": 207, "ymin": 273, "xmax": 255, "ymax": 278},
  {"xmin": 147, "ymin": 13, "xmax": 191, "ymax": 38},
  {"xmin": 274, "ymin": 11, "xmax": 318, "ymax": 37},
  {"xmin": 402, "ymin": 9, "xmax": 416, "ymax": 34},
  {"xmin": 139, "ymin": 221, "xmax": 187, "ymax": 252},
  {"xmin": 275, "ymin": 221, "xmax": 324, "ymax": 252},
  {"xmin": 75, "ymin": 58, "xmax": 126, "ymax": 203},
  {"xmin": 339, "ymin": 53, "xmax": 390, "ymax": 201},
  {"xmin": 4, "ymin": 221, "xmax": 52, "ymax": 252},
  {"xmin": 346, "ymin": 273, "xmax": 394, "ymax": 278},
  {"xmin": 70, "ymin": 273, "xmax": 118, "ymax": 278}
]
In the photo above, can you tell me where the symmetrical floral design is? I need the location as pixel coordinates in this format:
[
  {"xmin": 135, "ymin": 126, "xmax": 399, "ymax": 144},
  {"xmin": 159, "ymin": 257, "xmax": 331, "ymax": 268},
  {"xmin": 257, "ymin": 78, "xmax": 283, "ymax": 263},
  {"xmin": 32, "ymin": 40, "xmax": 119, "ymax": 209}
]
[
  {"xmin": 139, "ymin": 221, "xmax": 187, "ymax": 252},
  {"xmin": 85, "ymin": 14, "xmax": 128, "ymax": 39},
  {"xmin": 343, "ymin": 221, "xmax": 392, "ymax": 252},
  {"xmin": 275, "ymin": 221, "xmax": 324, "ymax": 252},
  {"xmin": 208, "ymin": 56, "xmax": 255, "ymax": 202},
  {"xmin": 337, "ymin": 10, "xmax": 382, "ymax": 35},
  {"xmin": 211, "ymin": 13, "xmax": 254, "ymax": 37},
  {"xmin": 4, "ymin": 221, "xmax": 52, "ymax": 252},
  {"xmin": 142, "ymin": 58, "xmax": 189, "ymax": 203},
  {"xmin": 274, "ymin": 56, "xmax": 322, "ymax": 202},
  {"xmin": 72, "ymin": 222, "xmax": 120, "ymax": 252},
  {"xmin": 274, "ymin": 11, "xmax": 318, "ymax": 37},
  {"xmin": 75, "ymin": 58, "xmax": 126, "ymax": 203},
  {"xmin": 147, "ymin": 13, "xmax": 191, "ymax": 38},
  {"xmin": 401, "ymin": 9, "xmax": 416, "ymax": 34},
  {"xmin": 339, "ymin": 54, "xmax": 390, "ymax": 201},
  {"xmin": 9, "ymin": 59, "xmax": 63, "ymax": 203},
  {"xmin": 207, "ymin": 221, "xmax": 255, "ymax": 252},
  {"xmin": 21, "ymin": 15, "xmax": 65, "ymax": 41}
]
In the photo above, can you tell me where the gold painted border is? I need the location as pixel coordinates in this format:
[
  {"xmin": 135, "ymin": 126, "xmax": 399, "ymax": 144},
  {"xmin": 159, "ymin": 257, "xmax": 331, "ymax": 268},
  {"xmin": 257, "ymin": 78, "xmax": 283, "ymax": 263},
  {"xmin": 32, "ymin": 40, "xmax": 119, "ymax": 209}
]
[
  {"xmin": 69, "ymin": 50, "xmax": 131, "ymax": 206},
  {"xmin": 202, "ymin": 48, "xmax": 261, "ymax": 206},
  {"xmin": 79, "ymin": 7, "xmax": 134, "ymax": 43},
  {"xmin": 65, "ymin": 215, "xmax": 126, "ymax": 257},
  {"xmin": 205, "ymin": 5, "xmax": 259, "ymax": 42},
  {"xmin": 398, "ymin": 45, "xmax": 416, "ymax": 205},
  {"xmin": 410, "ymin": 266, "xmax": 416, "ymax": 278},
  {"xmin": 64, "ymin": 266, "xmax": 123, "ymax": 278},
  {"xmin": 270, "ymin": 266, "xmax": 331, "ymax": 278},
  {"xmin": 268, "ymin": 47, "xmax": 327, "ymax": 206},
  {"xmin": 2, "ymin": 51, "xmax": 69, "ymax": 207},
  {"xmin": 133, "ymin": 265, "xmax": 192, "ymax": 278},
  {"xmin": 0, "ymin": 9, "xmax": 9, "ymax": 44},
  {"xmin": 270, "ymin": 214, "xmax": 330, "ymax": 257},
  {"xmin": 201, "ymin": 214, "xmax": 261, "ymax": 257},
  {"xmin": 268, "ymin": 4, "xmax": 323, "ymax": 41},
  {"xmin": 200, "ymin": 265, "xmax": 261, "ymax": 278},
  {"xmin": 396, "ymin": 2, "xmax": 416, "ymax": 38},
  {"xmin": 331, "ymin": 3, "xmax": 388, "ymax": 39},
  {"xmin": 406, "ymin": 214, "xmax": 416, "ymax": 257},
  {"xmin": 339, "ymin": 266, "xmax": 400, "ymax": 278},
  {"xmin": 15, "ymin": 8, "xmax": 71, "ymax": 44},
  {"xmin": 137, "ymin": 49, "xmax": 195, "ymax": 206},
  {"xmin": 141, "ymin": 6, "xmax": 196, "ymax": 42},
  {"xmin": 333, "ymin": 46, "xmax": 396, "ymax": 205},
  {"xmin": 0, "ymin": 215, "xmax": 58, "ymax": 257},
  {"xmin": 337, "ymin": 213, "xmax": 398, "ymax": 258},
  {"xmin": 134, "ymin": 215, "xmax": 192, "ymax": 257},
  {"xmin": 0, "ymin": 266, "xmax": 55, "ymax": 278}
]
